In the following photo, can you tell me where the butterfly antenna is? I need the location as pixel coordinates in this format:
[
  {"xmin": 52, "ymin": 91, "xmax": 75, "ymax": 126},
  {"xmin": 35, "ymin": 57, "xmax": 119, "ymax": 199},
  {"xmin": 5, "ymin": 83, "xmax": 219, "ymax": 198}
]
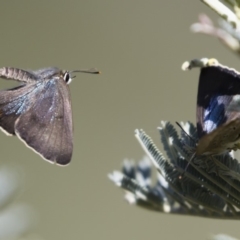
[
  {"xmin": 179, "ymin": 152, "xmax": 196, "ymax": 179},
  {"xmin": 176, "ymin": 122, "xmax": 195, "ymax": 143},
  {"xmin": 71, "ymin": 68, "xmax": 100, "ymax": 74}
]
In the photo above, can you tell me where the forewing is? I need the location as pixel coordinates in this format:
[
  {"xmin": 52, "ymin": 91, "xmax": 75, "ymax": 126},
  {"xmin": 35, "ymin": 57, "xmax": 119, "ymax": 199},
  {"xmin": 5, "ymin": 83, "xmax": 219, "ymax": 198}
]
[
  {"xmin": 197, "ymin": 65, "xmax": 240, "ymax": 138},
  {"xmin": 0, "ymin": 84, "xmax": 39, "ymax": 135},
  {"xmin": 15, "ymin": 79, "xmax": 73, "ymax": 165}
]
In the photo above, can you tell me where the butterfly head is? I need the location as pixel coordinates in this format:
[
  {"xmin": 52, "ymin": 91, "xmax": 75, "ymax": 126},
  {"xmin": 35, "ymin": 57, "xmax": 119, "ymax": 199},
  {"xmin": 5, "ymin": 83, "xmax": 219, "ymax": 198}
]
[
  {"xmin": 35, "ymin": 67, "xmax": 100, "ymax": 85},
  {"xmin": 62, "ymin": 68, "xmax": 100, "ymax": 85},
  {"xmin": 62, "ymin": 71, "xmax": 72, "ymax": 84}
]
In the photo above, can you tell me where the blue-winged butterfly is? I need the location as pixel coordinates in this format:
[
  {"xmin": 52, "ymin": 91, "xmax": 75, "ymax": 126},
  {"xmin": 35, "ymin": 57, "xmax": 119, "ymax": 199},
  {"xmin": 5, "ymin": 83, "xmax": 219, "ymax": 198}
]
[{"xmin": 181, "ymin": 58, "xmax": 240, "ymax": 168}]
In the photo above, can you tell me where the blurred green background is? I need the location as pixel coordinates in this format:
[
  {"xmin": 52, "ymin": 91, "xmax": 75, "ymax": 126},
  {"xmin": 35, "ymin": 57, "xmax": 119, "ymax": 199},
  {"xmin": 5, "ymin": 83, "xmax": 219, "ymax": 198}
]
[{"xmin": 0, "ymin": 1, "xmax": 239, "ymax": 240}]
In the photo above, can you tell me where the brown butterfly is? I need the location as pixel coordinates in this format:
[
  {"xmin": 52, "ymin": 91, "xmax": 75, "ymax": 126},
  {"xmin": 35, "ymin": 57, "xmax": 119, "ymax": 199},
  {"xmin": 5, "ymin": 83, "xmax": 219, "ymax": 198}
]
[{"xmin": 0, "ymin": 67, "xmax": 99, "ymax": 165}]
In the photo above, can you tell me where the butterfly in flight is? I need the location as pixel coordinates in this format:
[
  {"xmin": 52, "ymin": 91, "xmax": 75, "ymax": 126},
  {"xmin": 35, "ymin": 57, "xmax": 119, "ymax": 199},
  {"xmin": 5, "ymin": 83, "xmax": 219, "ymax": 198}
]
[{"xmin": 0, "ymin": 66, "xmax": 100, "ymax": 165}]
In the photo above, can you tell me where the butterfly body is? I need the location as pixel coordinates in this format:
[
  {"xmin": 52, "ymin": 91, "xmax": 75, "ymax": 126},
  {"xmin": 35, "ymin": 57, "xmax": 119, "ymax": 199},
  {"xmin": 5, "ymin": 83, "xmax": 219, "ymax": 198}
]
[{"xmin": 0, "ymin": 66, "xmax": 99, "ymax": 165}]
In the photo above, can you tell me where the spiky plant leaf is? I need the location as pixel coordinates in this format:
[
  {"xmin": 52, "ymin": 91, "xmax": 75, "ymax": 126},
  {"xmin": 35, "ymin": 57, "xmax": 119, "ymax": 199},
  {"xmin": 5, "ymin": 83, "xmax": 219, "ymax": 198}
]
[{"xmin": 109, "ymin": 122, "xmax": 240, "ymax": 219}]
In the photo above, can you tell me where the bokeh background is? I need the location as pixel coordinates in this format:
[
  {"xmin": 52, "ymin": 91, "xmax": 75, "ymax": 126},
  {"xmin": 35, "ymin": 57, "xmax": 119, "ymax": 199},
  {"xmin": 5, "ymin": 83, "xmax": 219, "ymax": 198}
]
[{"xmin": 0, "ymin": 1, "xmax": 239, "ymax": 240}]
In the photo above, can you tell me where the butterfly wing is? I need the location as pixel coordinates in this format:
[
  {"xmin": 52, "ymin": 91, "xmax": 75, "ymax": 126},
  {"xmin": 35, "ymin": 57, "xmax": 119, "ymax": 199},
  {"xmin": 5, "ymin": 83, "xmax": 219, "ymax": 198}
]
[
  {"xmin": 196, "ymin": 65, "xmax": 240, "ymax": 155},
  {"xmin": 0, "ymin": 67, "xmax": 40, "ymax": 135},
  {"xmin": 197, "ymin": 65, "xmax": 240, "ymax": 137},
  {"xmin": 196, "ymin": 118, "xmax": 240, "ymax": 155},
  {"xmin": 0, "ymin": 84, "xmax": 38, "ymax": 135},
  {"xmin": 14, "ymin": 79, "xmax": 73, "ymax": 165}
]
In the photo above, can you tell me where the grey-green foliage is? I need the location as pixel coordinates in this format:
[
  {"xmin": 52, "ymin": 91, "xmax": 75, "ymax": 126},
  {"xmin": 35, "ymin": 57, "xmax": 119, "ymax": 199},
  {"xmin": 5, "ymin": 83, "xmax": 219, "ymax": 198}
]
[{"xmin": 109, "ymin": 122, "xmax": 240, "ymax": 219}]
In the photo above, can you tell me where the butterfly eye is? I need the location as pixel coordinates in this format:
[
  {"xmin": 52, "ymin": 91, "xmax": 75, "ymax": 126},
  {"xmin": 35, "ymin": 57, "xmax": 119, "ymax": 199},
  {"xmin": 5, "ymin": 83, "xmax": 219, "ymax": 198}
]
[{"xmin": 63, "ymin": 72, "xmax": 72, "ymax": 84}]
